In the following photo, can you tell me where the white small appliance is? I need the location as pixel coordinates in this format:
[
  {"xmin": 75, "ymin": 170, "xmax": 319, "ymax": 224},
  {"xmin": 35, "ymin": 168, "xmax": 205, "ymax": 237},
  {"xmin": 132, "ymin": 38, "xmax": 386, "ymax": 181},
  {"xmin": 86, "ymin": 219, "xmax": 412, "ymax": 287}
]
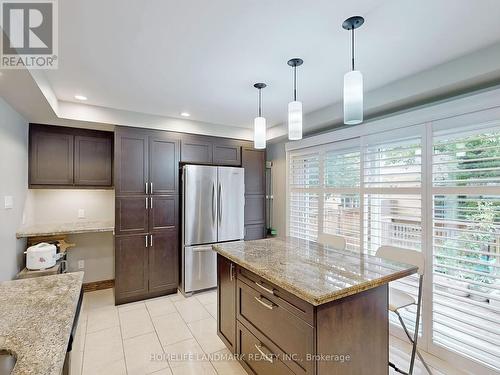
[{"xmin": 25, "ymin": 243, "xmax": 60, "ymax": 270}]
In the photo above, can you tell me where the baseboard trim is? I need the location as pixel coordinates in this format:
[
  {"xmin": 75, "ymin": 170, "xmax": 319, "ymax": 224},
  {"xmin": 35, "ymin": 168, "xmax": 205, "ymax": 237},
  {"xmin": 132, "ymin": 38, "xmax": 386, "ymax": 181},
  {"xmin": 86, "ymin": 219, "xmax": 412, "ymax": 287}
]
[{"xmin": 83, "ymin": 279, "xmax": 115, "ymax": 293}]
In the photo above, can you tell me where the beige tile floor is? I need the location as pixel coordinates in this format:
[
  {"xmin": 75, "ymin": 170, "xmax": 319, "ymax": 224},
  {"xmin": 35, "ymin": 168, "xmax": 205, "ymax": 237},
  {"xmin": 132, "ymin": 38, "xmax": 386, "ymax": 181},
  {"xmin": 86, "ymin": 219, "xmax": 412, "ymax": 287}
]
[{"xmin": 73, "ymin": 288, "xmax": 467, "ymax": 375}]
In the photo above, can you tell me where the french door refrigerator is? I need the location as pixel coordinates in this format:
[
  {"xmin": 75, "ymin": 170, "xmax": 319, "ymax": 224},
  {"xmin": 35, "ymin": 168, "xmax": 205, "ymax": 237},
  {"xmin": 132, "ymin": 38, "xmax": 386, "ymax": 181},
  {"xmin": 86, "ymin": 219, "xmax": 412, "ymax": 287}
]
[{"xmin": 180, "ymin": 165, "xmax": 245, "ymax": 294}]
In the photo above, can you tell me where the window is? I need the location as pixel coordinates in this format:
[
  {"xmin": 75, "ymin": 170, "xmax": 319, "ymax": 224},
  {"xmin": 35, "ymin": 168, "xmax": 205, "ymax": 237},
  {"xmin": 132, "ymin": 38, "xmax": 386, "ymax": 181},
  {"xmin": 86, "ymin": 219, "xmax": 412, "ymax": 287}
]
[
  {"xmin": 432, "ymin": 125, "xmax": 500, "ymax": 370},
  {"xmin": 287, "ymin": 97, "xmax": 500, "ymax": 373}
]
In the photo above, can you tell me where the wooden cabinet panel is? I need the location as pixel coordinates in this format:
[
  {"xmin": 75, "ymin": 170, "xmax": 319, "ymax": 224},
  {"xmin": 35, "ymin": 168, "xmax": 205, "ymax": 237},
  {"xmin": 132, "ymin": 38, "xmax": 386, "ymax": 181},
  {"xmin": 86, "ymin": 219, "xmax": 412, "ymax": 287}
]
[
  {"xmin": 29, "ymin": 130, "xmax": 74, "ymax": 185},
  {"xmin": 150, "ymin": 195, "xmax": 177, "ymax": 232},
  {"xmin": 74, "ymin": 135, "xmax": 112, "ymax": 186},
  {"xmin": 115, "ymin": 234, "xmax": 149, "ymax": 303},
  {"xmin": 149, "ymin": 229, "xmax": 178, "ymax": 293},
  {"xmin": 213, "ymin": 141, "xmax": 241, "ymax": 166},
  {"xmin": 115, "ymin": 196, "xmax": 149, "ymax": 235},
  {"xmin": 244, "ymin": 224, "xmax": 266, "ymax": 241},
  {"xmin": 237, "ymin": 279, "xmax": 314, "ymax": 374},
  {"xmin": 115, "ymin": 130, "xmax": 148, "ymax": 195},
  {"xmin": 217, "ymin": 254, "xmax": 236, "ymax": 353},
  {"xmin": 181, "ymin": 135, "xmax": 213, "ymax": 163},
  {"xmin": 242, "ymin": 148, "xmax": 265, "ymax": 195},
  {"xmin": 244, "ymin": 194, "xmax": 265, "ymax": 225},
  {"xmin": 150, "ymin": 133, "xmax": 179, "ymax": 194}
]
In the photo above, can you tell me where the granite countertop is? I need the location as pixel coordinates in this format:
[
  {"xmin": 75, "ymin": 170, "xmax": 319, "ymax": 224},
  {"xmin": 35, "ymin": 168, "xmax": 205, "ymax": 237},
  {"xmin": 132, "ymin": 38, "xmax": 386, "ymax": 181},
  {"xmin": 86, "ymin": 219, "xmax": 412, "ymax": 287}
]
[
  {"xmin": 213, "ymin": 237, "xmax": 418, "ymax": 306},
  {"xmin": 16, "ymin": 220, "xmax": 115, "ymax": 238},
  {"xmin": 0, "ymin": 272, "xmax": 84, "ymax": 375}
]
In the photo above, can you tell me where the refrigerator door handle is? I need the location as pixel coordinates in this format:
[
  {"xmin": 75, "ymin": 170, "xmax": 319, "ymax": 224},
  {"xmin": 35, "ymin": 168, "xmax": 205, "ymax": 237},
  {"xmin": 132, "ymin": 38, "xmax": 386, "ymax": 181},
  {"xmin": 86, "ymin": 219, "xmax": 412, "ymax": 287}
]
[
  {"xmin": 218, "ymin": 183, "xmax": 222, "ymax": 224},
  {"xmin": 212, "ymin": 182, "xmax": 216, "ymax": 225}
]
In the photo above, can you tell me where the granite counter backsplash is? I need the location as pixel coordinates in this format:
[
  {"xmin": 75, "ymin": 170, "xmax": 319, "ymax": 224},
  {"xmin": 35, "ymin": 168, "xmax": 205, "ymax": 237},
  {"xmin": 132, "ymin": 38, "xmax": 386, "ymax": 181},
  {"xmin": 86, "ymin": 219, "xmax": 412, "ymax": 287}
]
[
  {"xmin": 213, "ymin": 237, "xmax": 417, "ymax": 306},
  {"xmin": 16, "ymin": 220, "xmax": 114, "ymax": 238},
  {"xmin": 0, "ymin": 272, "xmax": 84, "ymax": 375}
]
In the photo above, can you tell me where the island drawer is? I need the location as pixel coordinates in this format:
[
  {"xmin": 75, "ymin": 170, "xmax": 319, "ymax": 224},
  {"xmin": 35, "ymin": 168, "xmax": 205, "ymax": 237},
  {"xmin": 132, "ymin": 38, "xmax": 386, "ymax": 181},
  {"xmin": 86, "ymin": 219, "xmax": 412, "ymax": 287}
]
[
  {"xmin": 237, "ymin": 279, "xmax": 314, "ymax": 374},
  {"xmin": 237, "ymin": 321, "xmax": 301, "ymax": 375},
  {"xmin": 237, "ymin": 267, "xmax": 314, "ymax": 325}
]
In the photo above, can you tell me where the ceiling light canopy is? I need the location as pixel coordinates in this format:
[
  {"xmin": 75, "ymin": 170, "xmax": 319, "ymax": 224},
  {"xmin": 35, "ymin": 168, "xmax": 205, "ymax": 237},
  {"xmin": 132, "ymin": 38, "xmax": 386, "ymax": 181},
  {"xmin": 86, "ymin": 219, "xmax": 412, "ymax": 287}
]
[
  {"xmin": 342, "ymin": 16, "xmax": 364, "ymax": 125},
  {"xmin": 253, "ymin": 83, "xmax": 267, "ymax": 150},
  {"xmin": 287, "ymin": 58, "xmax": 303, "ymax": 141},
  {"xmin": 180, "ymin": 112, "xmax": 191, "ymax": 117},
  {"xmin": 74, "ymin": 94, "xmax": 87, "ymax": 101}
]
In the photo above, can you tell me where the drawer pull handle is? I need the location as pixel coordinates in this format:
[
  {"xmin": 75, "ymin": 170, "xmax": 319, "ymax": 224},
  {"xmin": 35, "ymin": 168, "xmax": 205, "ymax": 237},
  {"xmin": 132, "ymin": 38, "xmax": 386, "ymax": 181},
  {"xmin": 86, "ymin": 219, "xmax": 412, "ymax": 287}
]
[
  {"xmin": 254, "ymin": 296, "xmax": 276, "ymax": 310},
  {"xmin": 254, "ymin": 344, "xmax": 274, "ymax": 364},
  {"xmin": 255, "ymin": 282, "xmax": 275, "ymax": 295}
]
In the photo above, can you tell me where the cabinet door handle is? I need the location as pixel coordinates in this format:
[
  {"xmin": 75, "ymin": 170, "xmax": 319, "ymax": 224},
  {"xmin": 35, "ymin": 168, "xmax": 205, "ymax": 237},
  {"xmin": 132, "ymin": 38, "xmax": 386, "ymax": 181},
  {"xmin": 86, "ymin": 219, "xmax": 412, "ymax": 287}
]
[
  {"xmin": 254, "ymin": 296, "xmax": 276, "ymax": 310},
  {"xmin": 150, "ymin": 197, "xmax": 153, "ymax": 209},
  {"xmin": 145, "ymin": 235, "xmax": 148, "ymax": 248},
  {"xmin": 254, "ymin": 344, "xmax": 274, "ymax": 364},
  {"xmin": 150, "ymin": 182, "xmax": 153, "ymax": 193},
  {"xmin": 145, "ymin": 197, "xmax": 148, "ymax": 209},
  {"xmin": 230, "ymin": 263, "xmax": 235, "ymax": 281},
  {"xmin": 150, "ymin": 234, "xmax": 153, "ymax": 247},
  {"xmin": 145, "ymin": 182, "xmax": 148, "ymax": 194},
  {"xmin": 255, "ymin": 282, "xmax": 274, "ymax": 295}
]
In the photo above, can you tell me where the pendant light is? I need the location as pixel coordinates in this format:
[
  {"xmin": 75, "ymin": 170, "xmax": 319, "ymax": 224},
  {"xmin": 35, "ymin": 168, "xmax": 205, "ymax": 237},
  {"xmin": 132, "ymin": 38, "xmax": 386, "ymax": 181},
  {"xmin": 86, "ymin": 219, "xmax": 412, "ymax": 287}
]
[
  {"xmin": 287, "ymin": 58, "xmax": 303, "ymax": 140},
  {"xmin": 342, "ymin": 16, "xmax": 364, "ymax": 125},
  {"xmin": 253, "ymin": 83, "xmax": 267, "ymax": 149}
]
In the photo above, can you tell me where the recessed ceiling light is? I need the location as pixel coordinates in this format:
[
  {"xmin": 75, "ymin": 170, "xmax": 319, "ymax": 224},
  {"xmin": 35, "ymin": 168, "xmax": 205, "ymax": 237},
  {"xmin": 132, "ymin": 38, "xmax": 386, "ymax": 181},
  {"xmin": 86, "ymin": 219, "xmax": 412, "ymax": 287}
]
[
  {"xmin": 74, "ymin": 94, "xmax": 87, "ymax": 101},
  {"xmin": 180, "ymin": 112, "xmax": 190, "ymax": 117}
]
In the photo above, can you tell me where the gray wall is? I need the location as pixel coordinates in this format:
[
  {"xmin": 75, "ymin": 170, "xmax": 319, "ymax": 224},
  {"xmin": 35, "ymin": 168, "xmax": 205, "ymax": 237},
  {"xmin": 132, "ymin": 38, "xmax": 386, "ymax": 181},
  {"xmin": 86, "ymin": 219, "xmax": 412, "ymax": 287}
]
[
  {"xmin": 267, "ymin": 142, "xmax": 287, "ymax": 238},
  {"xmin": 0, "ymin": 98, "xmax": 28, "ymax": 281}
]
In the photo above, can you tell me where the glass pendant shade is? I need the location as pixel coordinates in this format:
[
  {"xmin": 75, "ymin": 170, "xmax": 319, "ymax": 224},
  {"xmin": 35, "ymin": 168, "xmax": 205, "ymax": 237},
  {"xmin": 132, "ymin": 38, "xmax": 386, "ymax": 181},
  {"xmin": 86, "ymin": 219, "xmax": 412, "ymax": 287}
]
[
  {"xmin": 343, "ymin": 70, "xmax": 363, "ymax": 125},
  {"xmin": 288, "ymin": 100, "xmax": 303, "ymax": 140},
  {"xmin": 254, "ymin": 116, "xmax": 266, "ymax": 149}
]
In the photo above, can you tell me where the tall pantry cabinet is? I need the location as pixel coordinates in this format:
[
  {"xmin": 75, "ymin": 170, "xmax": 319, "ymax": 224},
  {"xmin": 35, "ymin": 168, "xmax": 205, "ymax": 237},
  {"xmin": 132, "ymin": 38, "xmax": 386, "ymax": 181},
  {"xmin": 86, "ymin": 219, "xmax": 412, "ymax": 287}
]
[{"xmin": 114, "ymin": 127, "xmax": 180, "ymax": 304}]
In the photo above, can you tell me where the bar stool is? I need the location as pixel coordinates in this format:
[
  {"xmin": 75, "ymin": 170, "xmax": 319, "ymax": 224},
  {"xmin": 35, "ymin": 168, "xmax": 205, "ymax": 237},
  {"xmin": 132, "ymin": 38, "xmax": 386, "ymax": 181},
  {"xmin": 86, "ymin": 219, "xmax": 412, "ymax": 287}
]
[
  {"xmin": 318, "ymin": 233, "xmax": 346, "ymax": 250},
  {"xmin": 376, "ymin": 245, "xmax": 433, "ymax": 375}
]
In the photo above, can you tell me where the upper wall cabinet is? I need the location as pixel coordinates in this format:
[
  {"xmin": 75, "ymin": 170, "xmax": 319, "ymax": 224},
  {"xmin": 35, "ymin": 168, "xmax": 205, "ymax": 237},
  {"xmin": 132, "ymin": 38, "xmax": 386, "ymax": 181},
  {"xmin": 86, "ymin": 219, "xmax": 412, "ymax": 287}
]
[
  {"xmin": 29, "ymin": 124, "xmax": 113, "ymax": 188},
  {"xmin": 181, "ymin": 135, "xmax": 242, "ymax": 166}
]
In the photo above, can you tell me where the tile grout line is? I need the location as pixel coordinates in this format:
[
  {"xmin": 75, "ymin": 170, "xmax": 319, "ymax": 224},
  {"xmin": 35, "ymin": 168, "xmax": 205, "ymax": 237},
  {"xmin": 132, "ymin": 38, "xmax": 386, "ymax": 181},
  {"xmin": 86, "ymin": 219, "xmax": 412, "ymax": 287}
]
[
  {"xmin": 116, "ymin": 296, "xmax": 129, "ymax": 375},
  {"xmin": 145, "ymin": 298, "xmax": 174, "ymax": 374}
]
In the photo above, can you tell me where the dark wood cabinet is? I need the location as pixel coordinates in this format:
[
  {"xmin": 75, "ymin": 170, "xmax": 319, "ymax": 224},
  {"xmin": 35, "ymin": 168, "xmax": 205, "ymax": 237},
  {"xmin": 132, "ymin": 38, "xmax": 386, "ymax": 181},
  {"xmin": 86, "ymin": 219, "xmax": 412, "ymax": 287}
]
[
  {"xmin": 114, "ymin": 126, "xmax": 180, "ymax": 304},
  {"xmin": 242, "ymin": 147, "xmax": 266, "ymax": 240},
  {"xmin": 115, "ymin": 130, "xmax": 148, "ymax": 195},
  {"xmin": 217, "ymin": 254, "xmax": 236, "ymax": 353},
  {"xmin": 75, "ymin": 135, "xmax": 112, "ymax": 186},
  {"xmin": 29, "ymin": 124, "xmax": 113, "ymax": 188},
  {"xmin": 149, "ymin": 229, "xmax": 178, "ymax": 294},
  {"xmin": 213, "ymin": 141, "xmax": 241, "ymax": 166},
  {"xmin": 115, "ymin": 196, "xmax": 149, "ymax": 235},
  {"xmin": 115, "ymin": 234, "xmax": 149, "ymax": 301},
  {"xmin": 181, "ymin": 135, "xmax": 213, "ymax": 164},
  {"xmin": 30, "ymin": 129, "xmax": 74, "ymax": 186},
  {"xmin": 150, "ymin": 132, "xmax": 180, "ymax": 194}
]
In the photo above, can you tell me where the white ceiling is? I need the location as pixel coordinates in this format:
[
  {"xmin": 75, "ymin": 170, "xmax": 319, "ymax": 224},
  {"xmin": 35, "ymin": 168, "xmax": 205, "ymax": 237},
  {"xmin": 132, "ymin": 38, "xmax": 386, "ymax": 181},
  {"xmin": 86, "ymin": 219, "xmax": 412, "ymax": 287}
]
[{"xmin": 30, "ymin": 0, "xmax": 500, "ymax": 131}]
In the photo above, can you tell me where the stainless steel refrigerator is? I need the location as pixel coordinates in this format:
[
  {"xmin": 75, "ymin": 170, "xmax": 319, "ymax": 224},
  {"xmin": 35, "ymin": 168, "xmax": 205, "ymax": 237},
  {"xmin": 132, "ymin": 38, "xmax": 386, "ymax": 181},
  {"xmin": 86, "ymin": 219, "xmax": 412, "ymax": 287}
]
[{"xmin": 180, "ymin": 165, "xmax": 245, "ymax": 294}]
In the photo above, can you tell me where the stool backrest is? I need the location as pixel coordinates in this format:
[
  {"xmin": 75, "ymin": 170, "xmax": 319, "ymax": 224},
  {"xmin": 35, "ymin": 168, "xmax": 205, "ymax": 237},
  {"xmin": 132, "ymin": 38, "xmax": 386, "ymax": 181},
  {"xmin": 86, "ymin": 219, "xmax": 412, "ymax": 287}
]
[
  {"xmin": 318, "ymin": 233, "xmax": 346, "ymax": 251},
  {"xmin": 376, "ymin": 245, "xmax": 425, "ymax": 275}
]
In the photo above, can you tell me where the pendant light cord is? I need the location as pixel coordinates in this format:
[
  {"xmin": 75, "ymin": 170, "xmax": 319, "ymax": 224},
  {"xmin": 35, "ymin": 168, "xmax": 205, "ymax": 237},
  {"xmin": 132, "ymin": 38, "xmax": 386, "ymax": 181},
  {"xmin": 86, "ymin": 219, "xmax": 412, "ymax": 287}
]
[
  {"xmin": 258, "ymin": 88, "xmax": 262, "ymax": 117},
  {"xmin": 293, "ymin": 65, "xmax": 297, "ymax": 101},
  {"xmin": 351, "ymin": 27, "xmax": 355, "ymax": 71}
]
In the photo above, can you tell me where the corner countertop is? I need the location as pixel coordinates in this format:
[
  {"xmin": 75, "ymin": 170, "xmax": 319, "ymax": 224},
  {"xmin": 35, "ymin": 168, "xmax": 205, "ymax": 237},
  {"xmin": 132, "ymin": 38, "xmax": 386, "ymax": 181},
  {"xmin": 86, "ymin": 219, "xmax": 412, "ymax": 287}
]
[
  {"xmin": 0, "ymin": 272, "xmax": 84, "ymax": 375},
  {"xmin": 212, "ymin": 237, "xmax": 417, "ymax": 306},
  {"xmin": 16, "ymin": 220, "xmax": 115, "ymax": 238}
]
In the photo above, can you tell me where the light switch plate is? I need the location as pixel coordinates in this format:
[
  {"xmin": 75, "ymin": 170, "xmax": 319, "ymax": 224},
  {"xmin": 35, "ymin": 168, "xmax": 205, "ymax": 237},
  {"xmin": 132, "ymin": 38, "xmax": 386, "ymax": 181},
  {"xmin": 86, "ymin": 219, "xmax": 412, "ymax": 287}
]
[
  {"xmin": 78, "ymin": 260, "xmax": 85, "ymax": 269},
  {"xmin": 78, "ymin": 208, "xmax": 85, "ymax": 219},
  {"xmin": 4, "ymin": 196, "xmax": 13, "ymax": 209}
]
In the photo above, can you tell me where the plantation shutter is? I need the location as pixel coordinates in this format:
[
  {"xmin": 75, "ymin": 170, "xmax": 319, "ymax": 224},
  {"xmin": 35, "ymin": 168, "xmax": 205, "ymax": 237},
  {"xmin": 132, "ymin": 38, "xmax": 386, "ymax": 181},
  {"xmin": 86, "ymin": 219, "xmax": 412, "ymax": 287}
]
[{"xmin": 432, "ymin": 122, "xmax": 500, "ymax": 370}]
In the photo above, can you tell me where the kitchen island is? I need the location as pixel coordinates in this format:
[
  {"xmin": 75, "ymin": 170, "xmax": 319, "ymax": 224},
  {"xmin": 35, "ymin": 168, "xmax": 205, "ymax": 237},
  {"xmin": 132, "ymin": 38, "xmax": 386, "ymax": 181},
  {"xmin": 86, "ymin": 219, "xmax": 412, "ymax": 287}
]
[
  {"xmin": 0, "ymin": 272, "xmax": 84, "ymax": 375},
  {"xmin": 212, "ymin": 237, "xmax": 417, "ymax": 375}
]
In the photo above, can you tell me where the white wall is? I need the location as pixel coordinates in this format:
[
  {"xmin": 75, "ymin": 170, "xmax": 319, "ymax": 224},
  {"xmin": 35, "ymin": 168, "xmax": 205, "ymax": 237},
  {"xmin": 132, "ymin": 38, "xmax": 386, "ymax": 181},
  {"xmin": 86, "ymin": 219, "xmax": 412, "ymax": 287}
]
[
  {"xmin": 0, "ymin": 98, "xmax": 28, "ymax": 281},
  {"xmin": 23, "ymin": 189, "xmax": 115, "ymax": 283}
]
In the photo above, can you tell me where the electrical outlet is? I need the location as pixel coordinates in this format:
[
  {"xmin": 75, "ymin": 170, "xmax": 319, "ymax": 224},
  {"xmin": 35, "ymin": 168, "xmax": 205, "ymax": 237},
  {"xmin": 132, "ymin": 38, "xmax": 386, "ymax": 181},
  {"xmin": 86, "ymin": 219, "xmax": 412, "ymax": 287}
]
[
  {"xmin": 4, "ymin": 196, "xmax": 13, "ymax": 209},
  {"xmin": 78, "ymin": 208, "xmax": 85, "ymax": 219},
  {"xmin": 78, "ymin": 260, "xmax": 85, "ymax": 269}
]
